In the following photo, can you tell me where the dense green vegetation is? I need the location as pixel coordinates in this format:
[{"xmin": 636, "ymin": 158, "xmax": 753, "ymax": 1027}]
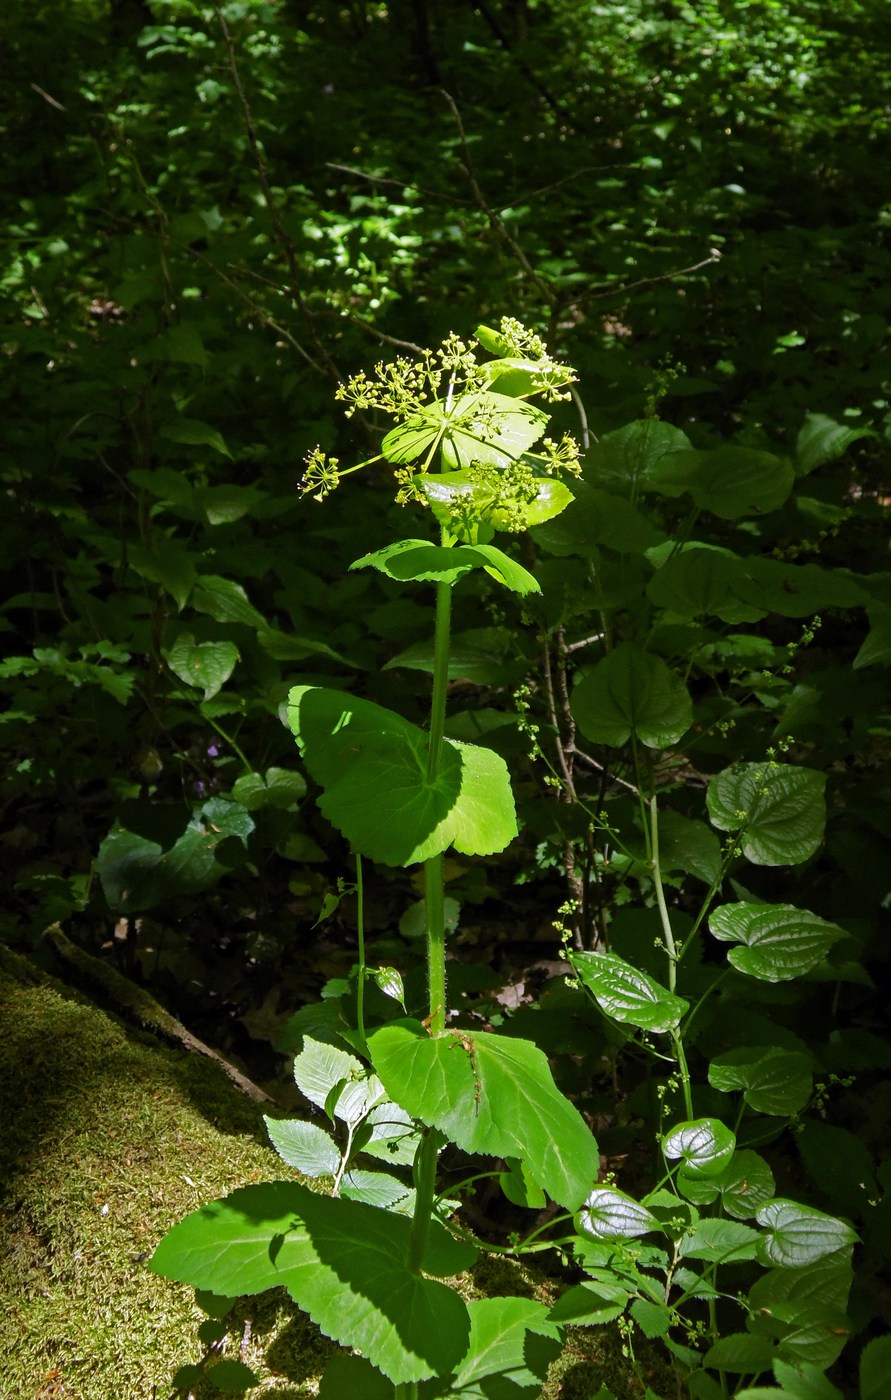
[{"xmin": 2, "ymin": 2, "xmax": 890, "ymax": 1397}]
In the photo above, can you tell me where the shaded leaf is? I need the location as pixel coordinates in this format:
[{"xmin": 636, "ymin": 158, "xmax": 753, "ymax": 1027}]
[
  {"xmin": 707, "ymin": 764, "xmax": 826, "ymax": 865},
  {"xmin": 708, "ymin": 1047, "xmax": 812, "ymax": 1115},
  {"xmin": 571, "ymin": 642, "xmax": 693, "ymax": 748},
  {"xmin": 709, "ymin": 903, "xmax": 844, "ymax": 980},
  {"xmin": 755, "ymin": 1201, "xmax": 857, "ymax": 1268}
]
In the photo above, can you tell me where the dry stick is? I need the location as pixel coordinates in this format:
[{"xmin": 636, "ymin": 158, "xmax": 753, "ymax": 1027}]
[
  {"xmin": 540, "ymin": 634, "xmax": 585, "ymax": 950},
  {"xmin": 215, "ymin": 5, "xmax": 344, "ymax": 386},
  {"xmin": 441, "ymin": 90, "xmax": 557, "ymax": 309},
  {"xmin": 567, "ymin": 249, "xmax": 722, "ymax": 310}
]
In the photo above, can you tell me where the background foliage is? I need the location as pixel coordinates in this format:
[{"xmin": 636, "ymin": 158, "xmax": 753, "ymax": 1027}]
[{"xmin": 2, "ymin": 1, "xmax": 890, "ymax": 1395}]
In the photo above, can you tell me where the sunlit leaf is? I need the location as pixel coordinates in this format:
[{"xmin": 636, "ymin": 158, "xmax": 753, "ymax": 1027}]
[
  {"xmin": 709, "ymin": 903, "xmax": 844, "ymax": 980},
  {"xmin": 662, "ymin": 1119, "xmax": 736, "ymax": 1177},
  {"xmin": 571, "ymin": 951, "xmax": 688, "ymax": 1032}
]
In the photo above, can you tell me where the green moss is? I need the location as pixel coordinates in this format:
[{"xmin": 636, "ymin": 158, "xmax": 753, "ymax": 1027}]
[{"xmin": 0, "ymin": 959, "xmax": 331, "ymax": 1399}]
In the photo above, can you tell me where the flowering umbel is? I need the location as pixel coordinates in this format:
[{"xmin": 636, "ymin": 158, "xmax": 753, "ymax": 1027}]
[{"xmin": 299, "ymin": 318, "xmax": 581, "ymax": 532}]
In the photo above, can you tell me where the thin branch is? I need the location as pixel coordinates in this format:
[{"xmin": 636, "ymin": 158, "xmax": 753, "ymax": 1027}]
[
  {"xmin": 469, "ymin": 0, "xmax": 577, "ymax": 130},
  {"xmin": 30, "ymin": 82, "xmax": 67, "ymax": 112},
  {"xmin": 441, "ymin": 90, "xmax": 557, "ymax": 307},
  {"xmin": 568, "ymin": 249, "xmax": 722, "ymax": 309}
]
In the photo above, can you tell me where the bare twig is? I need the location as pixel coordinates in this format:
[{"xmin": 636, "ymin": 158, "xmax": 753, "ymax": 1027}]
[
  {"xmin": 469, "ymin": 0, "xmax": 577, "ymax": 130},
  {"xmin": 30, "ymin": 81, "xmax": 67, "ymax": 112}
]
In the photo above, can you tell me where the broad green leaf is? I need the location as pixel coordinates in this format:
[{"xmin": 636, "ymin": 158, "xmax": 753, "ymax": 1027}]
[
  {"xmin": 708, "ymin": 1047, "xmax": 812, "ymax": 1115},
  {"xmin": 756, "ymin": 1201, "xmax": 857, "ymax": 1268},
  {"xmin": 368, "ymin": 1020, "xmax": 598, "ymax": 1211},
  {"xmin": 164, "ymin": 634, "xmax": 238, "ymax": 700},
  {"xmin": 196, "ymin": 483, "xmax": 267, "ymax": 525},
  {"xmin": 149, "ymin": 1181, "xmax": 471, "ymax": 1383},
  {"xmin": 293, "ymin": 1037, "xmax": 375, "ymax": 1124},
  {"xmin": 571, "ymin": 951, "xmax": 689, "ymax": 1032},
  {"xmin": 707, "ymin": 764, "xmax": 826, "ymax": 865},
  {"xmin": 766, "ymin": 1359, "xmax": 845, "ymax": 1400},
  {"xmin": 575, "ymin": 1186, "xmax": 660, "ymax": 1240},
  {"xmin": 231, "ymin": 767, "xmax": 306, "ymax": 811},
  {"xmin": 702, "ymin": 1334, "xmax": 776, "ymax": 1374},
  {"xmin": 340, "ymin": 1169, "xmax": 413, "ymax": 1209},
  {"xmin": 159, "ymin": 417, "xmax": 232, "ymax": 458},
  {"xmin": 796, "ymin": 1121, "xmax": 877, "ymax": 1216},
  {"xmin": 795, "ymin": 413, "xmax": 874, "ymax": 477},
  {"xmin": 748, "ymin": 1250, "xmax": 853, "ymax": 1369},
  {"xmin": 715, "ymin": 1150, "xmax": 776, "ymax": 1220},
  {"xmin": 647, "ymin": 547, "xmax": 763, "ymax": 623},
  {"xmin": 417, "ymin": 470, "xmax": 574, "ymax": 533},
  {"xmin": 531, "ymin": 482, "xmax": 664, "ymax": 556},
  {"xmin": 662, "ymin": 1119, "xmax": 736, "ymax": 1178},
  {"xmin": 571, "ymin": 642, "xmax": 693, "ymax": 748},
  {"xmin": 584, "ymin": 419, "xmax": 693, "ymax": 496},
  {"xmin": 163, "ymin": 324, "xmax": 208, "ymax": 367},
  {"xmin": 657, "ymin": 810, "xmax": 722, "ymax": 884},
  {"xmin": 191, "ymin": 575, "xmax": 267, "ymax": 630},
  {"xmin": 630, "ymin": 1298, "xmax": 672, "ymax": 1338},
  {"xmin": 854, "ymin": 606, "xmax": 891, "ymax": 668},
  {"xmin": 263, "ymin": 1117, "xmax": 340, "ymax": 1177},
  {"xmin": 385, "ymin": 627, "xmax": 516, "ymax": 686},
  {"xmin": 360, "ymin": 1101, "xmax": 419, "ymax": 1168},
  {"xmin": 731, "ymin": 558, "xmax": 865, "ymax": 619},
  {"xmin": 452, "ymin": 1296, "xmax": 562, "ymax": 1390},
  {"xmin": 861, "ymin": 1335, "xmax": 891, "ymax": 1400},
  {"xmin": 288, "ymin": 686, "xmax": 518, "ymax": 866},
  {"xmin": 373, "ymin": 965, "xmax": 406, "ymax": 1008},
  {"xmin": 351, "ymin": 538, "xmax": 540, "ymax": 595},
  {"xmin": 678, "ymin": 1218, "xmax": 760, "ymax": 1263},
  {"xmin": 500, "ymin": 1156, "xmax": 547, "ymax": 1210},
  {"xmin": 440, "ymin": 390, "xmax": 548, "ymax": 470},
  {"xmin": 648, "ymin": 447, "xmax": 794, "ymax": 519},
  {"xmin": 548, "ymin": 1281, "xmax": 629, "ymax": 1326},
  {"xmin": 709, "ymin": 903, "xmax": 844, "ymax": 980},
  {"xmin": 96, "ymin": 829, "xmax": 163, "ymax": 910},
  {"xmin": 128, "ymin": 537, "xmax": 197, "ymax": 610}
]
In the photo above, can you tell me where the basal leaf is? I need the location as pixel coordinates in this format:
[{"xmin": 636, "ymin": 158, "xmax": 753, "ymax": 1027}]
[
  {"xmin": 288, "ymin": 686, "xmax": 518, "ymax": 865},
  {"xmin": 149, "ymin": 1181, "xmax": 471, "ymax": 1384},
  {"xmin": 795, "ymin": 412, "xmax": 874, "ymax": 477},
  {"xmin": 318, "ymin": 1355, "xmax": 393, "ymax": 1399},
  {"xmin": 707, "ymin": 764, "xmax": 826, "ymax": 865},
  {"xmin": 571, "ymin": 951, "xmax": 689, "ymax": 1032},
  {"xmin": 662, "ymin": 1119, "xmax": 736, "ymax": 1178},
  {"xmin": 575, "ymin": 1186, "xmax": 660, "ymax": 1240},
  {"xmin": 708, "ymin": 903, "xmax": 844, "ymax": 980},
  {"xmin": 755, "ymin": 1201, "xmax": 857, "ymax": 1268},
  {"xmin": 571, "ymin": 642, "xmax": 693, "ymax": 748},
  {"xmin": 368, "ymin": 1020, "xmax": 598, "ymax": 1211}
]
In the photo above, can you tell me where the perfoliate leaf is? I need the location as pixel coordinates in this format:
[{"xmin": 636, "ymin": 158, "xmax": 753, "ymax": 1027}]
[
  {"xmin": 350, "ymin": 538, "xmax": 540, "ymax": 595},
  {"xmin": 707, "ymin": 763, "xmax": 826, "ymax": 865},
  {"xmin": 575, "ymin": 1187, "xmax": 660, "ymax": 1240},
  {"xmin": 164, "ymin": 634, "xmax": 239, "ymax": 701},
  {"xmin": 708, "ymin": 903, "xmax": 844, "ymax": 980},
  {"xmin": 288, "ymin": 686, "xmax": 518, "ymax": 866},
  {"xmin": 662, "ymin": 1119, "xmax": 736, "ymax": 1177},
  {"xmin": 571, "ymin": 642, "xmax": 693, "ymax": 748},
  {"xmin": 264, "ymin": 1117, "xmax": 340, "ymax": 1177},
  {"xmin": 417, "ymin": 470, "xmax": 574, "ymax": 533},
  {"xmin": 755, "ymin": 1201, "xmax": 858, "ymax": 1267},
  {"xmin": 149, "ymin": 1181, "xmax": 472, "ymax": 1383},
  {"xmin": 368, "ymin": 1020, "xmax": 598, "ymax": 1211},
  {"xmin": 571, "ymin": 951, "xmax": 689, "ymax": 1032}
]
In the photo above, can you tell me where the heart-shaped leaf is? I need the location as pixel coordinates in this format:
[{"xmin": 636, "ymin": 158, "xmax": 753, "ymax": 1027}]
[
  {"xmin": 707, "ymin": 764, "xmax": 826, "ymax": 865},
  {"xmin": 708, "ymin": 1047, "xmax": 813, "ymax": 1115},
  {"xmin": 796, "ymin": 412, "xmax": 875, "ymax": 477},
  {"xmin": 532, "ymin": 481, "xmax": 664, "ymax": 556},
  {"xmin": 571, "ymin": 641, "xmax": 693, "ymax": 748},
  {"xmin": 368, "ymin": 1020, "xmax": 598, "ymax": 1211},
  {"xmin": 288, "ymin": 686, "xmax": 517, "ymax": 866},
  {"xmin": 648, "ymin": 446, "xmax": 794, "ymax": 518},
  {"xmin": 584, "ymin": 418, "xmax": 693, "ymax": 496},
  {"xmin": 149, "ymin": 1181, "xmax": 474, "ymax": 1383},
  {"xmin": 709, "ymin": 903, "xmax": 844, "ymax": 980},
  {"xmin": 714, "ymin": 1149, "xmax": 776, "ymax": 1220},
  {"xmin": 165, "ymin": 634, "xmax": 239, "ymax": 701},
  {"xmin": 575, "ymin": 1186, "xmax": 660, "ymax": 1240},
  {"xmin": 755, "ymin": 1200, "xmax": 857, "ymax": 1268},
  {"xmin": 571, "ymin": 951, "xmax": 688, "ymax": 1032},
  {"xmin": 662, "ymin": 1119, "xmax": 736, "ymax": 1177}
]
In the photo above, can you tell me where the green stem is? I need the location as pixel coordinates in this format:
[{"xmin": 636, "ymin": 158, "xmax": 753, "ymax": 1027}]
[
  {"xmin": 650, "ymin": 797, "xmax": 694, "ymax": 1119},
  {"xmin": 407, "ymin": 555, "xmax": 453, "ymax": 1276},
  {"xmin": 355, "ymin": 854, "xmax": 367, "ymax": 1052}
]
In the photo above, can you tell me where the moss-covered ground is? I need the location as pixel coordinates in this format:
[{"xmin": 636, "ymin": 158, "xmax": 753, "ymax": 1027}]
[{"xmin": 0, "ymin": 951, "xmax": 653, "ymax": 1400}]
